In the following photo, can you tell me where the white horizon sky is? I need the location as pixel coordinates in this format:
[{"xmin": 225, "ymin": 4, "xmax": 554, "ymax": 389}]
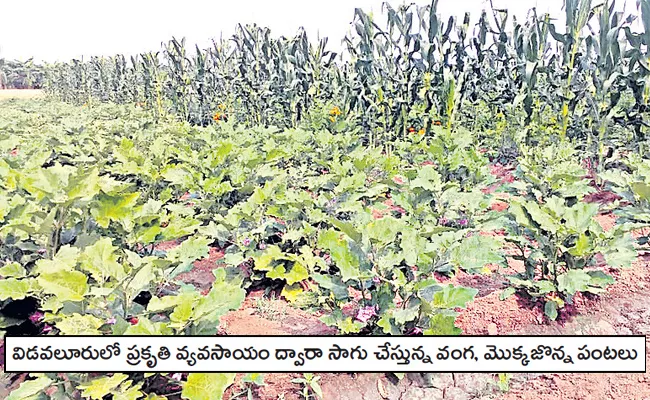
[{"xmin": 0, "ymin": 0, "xmax": 641, "ymax": 62}]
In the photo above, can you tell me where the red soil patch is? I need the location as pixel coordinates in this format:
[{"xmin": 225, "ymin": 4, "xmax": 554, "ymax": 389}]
[
  {"xmin": 490, "ymin": 199, "xmax": 509, "ymax": 212},
  {"xmin": 455, "ymin": 287, "xmax": 544, "ymax": 335},
  {"xmin": 483, "ymin": 164, "xmax": 516, "ymax": 194},
  {"xmin": 453, "ymin": 211, "xmax": 650, "ymax": 400},
  {"xmin": 217, "ymin": 293, "xmax": 337, "ymax": 400},
  {"xmin": 174, "ymin": 246, "xmax": 225, "ymax": 294},
  {"xmin": 496, "ymin": 257, "xmax": 650, "ymax": 400},
  {"xmin": 583, "ymin": 190, "xmax": 622, "ymax": 205},
  {"xmin": 154, "ymin": 240, "xmax": 182, "ymax": 251},
  {"xmin": 219, "ymin": 290, "xmax": 337, "ymax": 336}
]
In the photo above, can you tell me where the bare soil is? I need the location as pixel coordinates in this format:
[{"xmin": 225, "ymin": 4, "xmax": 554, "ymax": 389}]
[{"xmin": 0, "ymin": 89, "xmax": 45, "ymax": 100}]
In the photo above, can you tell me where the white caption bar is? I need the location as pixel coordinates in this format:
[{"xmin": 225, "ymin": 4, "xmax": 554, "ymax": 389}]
[{"xmin": 5, "ymin": 336, "xmax": 646, "ymax": 373}]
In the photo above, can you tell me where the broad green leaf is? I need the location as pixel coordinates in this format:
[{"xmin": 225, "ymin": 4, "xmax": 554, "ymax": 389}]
[
  {"xmin": 411, "ymin": 165, "xmax": 442, "ymax": 192},
  {"xmin": 569, "ymin": 233, "xmax": 592, "ymax": 257},
  {"xmin": 37, "ymin": 270, "xmax": 88, "ymax": 302},
  {"xmin": 273, "ymin": 262, "xmax": 308, "ymax": 285},
  {"xmin": 401, "ymin": 227, "xmax": 425, "ymax": 266},
  {"xmin": 311, "ymin": 274, "xmax": 348, "ymax": 300},
  {"xmin": 334, "ymin": 173, "xmax": 366, "ymax": 194},
  {"xmin": 509, "ymin": 201, "xmax": 531, "ymax": 227},
  {"xmin": 602, "ymin": 235, "xmax": 637, "ymax": 269},
  {"xmin": 587, "ymin": 270, "xmax": 615, "ymax": 287},
  {"xmin": 148, "ymin": 294, "xmax": 187, "ymax": 312},
  {"xmin": 544, "ymin": 197, "xmax": 566, "ymax": 218},
  {"xmin": 89, "ymin": 287, "xmax": 115, "ymax": 297},
  {"xmin": 191, "ymin": 269, "xmax": 245, "ymax": 324},
  {"xmin": 250, "ymin": 187, "xmax": 267, "ymax": 204},
  {"xmin": 166, "ymin": 236, "xmax": 211, "ymax": 277},
  {"xmin": 317, "ymin": 229, "xmax": 361, "ymax": 282},
  {"xmin": 564, "ymin": 203, "xmax": 599, "ymax": 232},
  {"xmin": 21, "ymin": 164, "xmax": 75, "ymax": 203},
  {"xmin": 0, "ymin": 195, "xmax": 11, "ymax": 223},
  {"xmin": 523, "ymin": 201, "xmax": 559, "ymax": 233},
  {"xmin": 99, "ymin": 175, "xmax": 134, "ymax": 195},
  {"xmin": 559, "ymin": 181, "xmax": 595, "ymax": 198},
  {"xmin": 91, "ymin": 193, "xmax": 140, "ymax": 229},
  {"xmin": 534, "ymin": 280, "xmax": 556, "ymax": 294},
  {"xmin": 6, "ymin": 376, "xmax": 53, "ymax": 400},
  {"xmin": 376, "ymin": 314, "xmax": 398, "ymax": 334},
  {"xmin": 253, "ymin": 245, "xmax": 286, "ymax": 272},
  {"xmin": 328, "ymin": 217, "xmax": 362, "ymax": 243},
  {"xmin": 138, "ymin": 199, "xmax": 163, "ymax": 217},
  {"xmin": 544, "ymin": 301, "xmax": 558, "ymax": 320},
  {"xmin": 451, "ymin": 235, "xmax": 503, "ymax": 272},
  {"xmin": 392, "ymin": 307, "xmax": 419, "ymax": 325},
  {"xmin": 432, "ymin": 285, "xmax": 477, "ymax": 309},
  {"xmin": 599, "ymin": 170, "xmax": 628, "ymax": 187},
  {"xmin": 81, "ymin": 237, "xmax": 126, "ymax": 282},
  {"xmin": 66, "ymin": 167, "xmax": 101, "ymax": 202},
  {"xmin": 199, "ymin": 222, "xmax": 230, "ymax": 242},
  {"xmin": 631, "ymin": 182, "xmax": 650, "ymax": 201},
  {"xmin": 160, "ymin": 214, "xmax": 203, "ymax": 241},
  {"xmin": 78, "ymin": 374, "xmax": 129, "ymax": 400},
  {"xmin": 182, "ymin": 373, "xmax": 236, "ymax": 400},
  {"xmin": 337, "ymin": 317, "xmax": 364, "ymax": 333},
  {"xmin": 310, "ymin": 380, "xmax": 323, "ymax": 399},
  {"xmin": 242, "ymin": 373, "xmax": 266, "ymax": 386},
  {"xmin": 417, "ymin": 280, "xmax": 443, "ymax": 302},
  {"xmin": 507, "ymin": 276, "xmax": 534, "ymax": 288},
  {"xmin": 113, "ymin": 381, "xmax": 144, "ymax": 400},
  {"xmin": 365, "ymin": 216, "xmax": 403, "ymax": 244},
  {"xmin": 281, "ymin": 283, "xmax": 304, "ymax": 302},
  {"xmin": 124, "ymin": 318, "xmax": 171, "ymax": 335},
  {"xmin": 204, "ymin": 179, "xmax": 234, "ymax": 197},
  {"xmin": 424, "ymin": 314, "xmax": 462, "ymax": 335},
  {"xmin": 162, "ymin": 166, "xmax": 194, "ymax": 187},
  {"xmin": 124, "ymin": 249, "xmax": 145, "ymax": 268},
  {"xmin": 55, "ymin": 313, "xmax": 104, "ymax": 335},
  {"xmin": 0, "ymin": 316, "xmax": 23, "ymax": 329},
  {"xmin": 126, "ymin": 264, "xmax": 155, "ymax": 301},
  {"xmin": 0, "ymin": 262, "xmax": 26, "ymax": 278},
  {"xmin": 499, "ymin": 287, "xmax": 516, "ymax": 300},
  {"xmin": 135, "ymin": 225, "xmax": 162, "ymax": 244},
  {"xmin": 170, "ymin": 293, "xmax": 198, "ymax": 328},
  {"xmin": 34, "ymin": 245, "xmax": 80, "ymax": 274},
  {"xmin": 557, "ymin": 270, "xmax": 591, "ymax": 295},
  {"xmin": 41, "ymin": 296, "xmax": 63, "ymax": 313}
]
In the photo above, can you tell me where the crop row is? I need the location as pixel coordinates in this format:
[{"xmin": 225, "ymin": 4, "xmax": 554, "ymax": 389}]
[{"xmin": 26, "ymin": 1, "xmax": 644, "ymax": 159}]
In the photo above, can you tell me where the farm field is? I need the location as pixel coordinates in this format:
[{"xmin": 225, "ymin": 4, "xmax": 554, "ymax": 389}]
[
  {"xmin": 0, "ymin": 96, "xmax": 648, "ymax": 399},
  {"xmin": 1, "ymin": 0, "xmax": 650, "ymax": 399}
]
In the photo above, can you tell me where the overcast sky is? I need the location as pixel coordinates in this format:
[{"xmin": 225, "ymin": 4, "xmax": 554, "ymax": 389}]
[{"xmin": 0, "ymin": 0, "xmax": 641, "ymax": 62}]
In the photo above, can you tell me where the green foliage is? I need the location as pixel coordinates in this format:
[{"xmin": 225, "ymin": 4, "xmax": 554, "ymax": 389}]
[
  {"xmin": 3, "ymin": 1, "xmax": 649, "ymax": 389},
  {"xmin": 182, "ymin": 373, "xmax": 237, "ymax": 400},
  {"xmin": 496, "ymin": 142, "xmax": 637, "ymax": 320},
  {"xmin": 0, "ymin": 58, "xmax": 45, "ymax": 89},
  {"xmin": 0, "ymin": 99, "xmax": 494, "ymax": 399},
  {"xmin": 36, "ymin": 0, "xmax": 650, "ymax": 157},
  {"xmin": 292, "ymin": 374, "xmax": 323, "ymax": 400}
]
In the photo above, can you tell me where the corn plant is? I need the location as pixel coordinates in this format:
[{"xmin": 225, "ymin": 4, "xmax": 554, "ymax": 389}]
[{"xmin": 36, "ymin": 0, "xmax": 649, "ymax": 155}]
